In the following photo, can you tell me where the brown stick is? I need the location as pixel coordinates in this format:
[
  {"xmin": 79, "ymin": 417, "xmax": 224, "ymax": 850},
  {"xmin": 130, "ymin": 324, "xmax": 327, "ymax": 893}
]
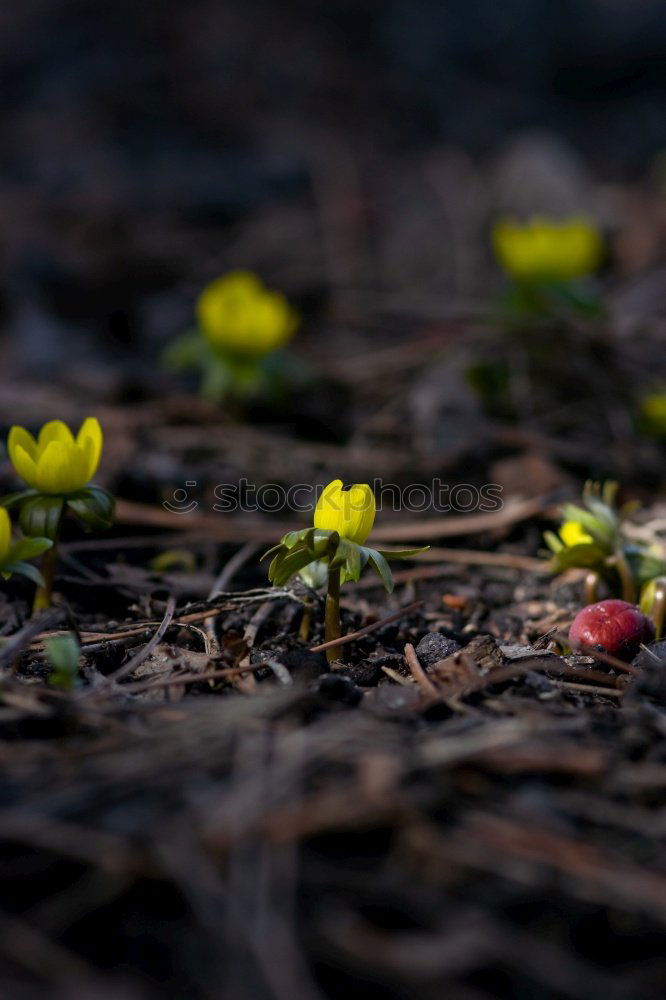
[
  {"xmin": 95, "ymin": 595, "xmax": 177, "ymax": 686},
  {"xmin": 310, "ymin": 600, "xmax": 423, "ymax": 653},
  {"xmin": 404, "ymin": 643, "xmax": 439, "ymax": 697},
  {"xmin": 552, "ymin": 632, "xmax": 640, "ymax": 677}
]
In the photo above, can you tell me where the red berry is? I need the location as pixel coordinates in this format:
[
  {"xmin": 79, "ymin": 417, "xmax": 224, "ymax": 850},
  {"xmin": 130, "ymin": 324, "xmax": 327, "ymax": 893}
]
[{"xmin": 569, "ymin": 599, "xmax": 655, "ymax": 661}]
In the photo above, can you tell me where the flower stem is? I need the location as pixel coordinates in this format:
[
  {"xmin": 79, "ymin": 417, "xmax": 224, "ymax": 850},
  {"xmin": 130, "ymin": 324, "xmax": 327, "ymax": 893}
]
[
  {"xmin": 33, "ymin": 541, "xmax": 58, "ymax": 613},
  {"xmin": 649, "ymin": 579, "xmax": 666, "ymax": 639},
  {"xmin": 584, "ymin": 571, "xmax": 600, "ymax": 605},
  {"xmin": 608, "ymin": 551, "xmax": 636, "ymax": 604},
  {"xmin": 324, "ymin": 564, "xmax": 341, "ymax": 664},
  {"xmin": 298, "ymin": 600, "xmax": 312, "ymax": 643}
]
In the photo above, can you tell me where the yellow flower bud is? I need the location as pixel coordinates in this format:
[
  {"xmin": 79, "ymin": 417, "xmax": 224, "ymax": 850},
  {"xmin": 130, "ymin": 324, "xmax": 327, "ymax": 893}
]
[
  {"xmin": 492, "ymin": 216, "xmax": 603, "ymax": 282},
  {"xmin": 8, "ymin": 418, "xmax": 103, "ymax": 495},
  {"xmin": 560, "ymin": 520, "xmax": 593, "ymax": 547},
  {"xmin": 196, "ymin": 270, "xmax": 298, "ymax": 359},
  {"xmin": 0, "ymin": 507, "xmax": 11, "ymax": 563},
  {"xmin": 314, "ymin": 480, "xmax": 376, "ymax": 545}
]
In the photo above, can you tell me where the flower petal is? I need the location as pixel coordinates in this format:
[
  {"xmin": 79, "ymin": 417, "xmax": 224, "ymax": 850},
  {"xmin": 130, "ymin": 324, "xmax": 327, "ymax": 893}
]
[
  {"xmin": 35, "ymin": 441, "xmax": 87, "ymax": 494},
  {"xmin": 344, "ymin": 484, "xmax": 376, "ymax": 544},
  {"xmin": 197, "ymin": 272, "xmax": 261, "ymax": 338},
  {"xmin": 9, "ymin": 443, "xmax": 40, "ymax": 489},
  {"xmin": 313, "ymin": 480, "xmax": 375, "ymax": 544},
  {"xmin": 314, "ymin": 480, "xmax": 344, "ymax": 534},
  {"xmin": 560, "ymin": 520, "xmax": 593, "ymax": 547},
  {"xmin": 197, "ymin": 272, "xmax": 297, "ymax": 358},
  {"xmin": 76, "ymin": 417, "xmax": 103, "ymax": 481},
  {"xmin": 0, "ymin": 507, "xmax": 11, "ymax": 563},
  {"xmin": 38, "ymin": 420, "xmax": 75, "ymax": 453},
  {"xmin": 8, "ymin": 425, "xmax": 38, "ymax": 464}
]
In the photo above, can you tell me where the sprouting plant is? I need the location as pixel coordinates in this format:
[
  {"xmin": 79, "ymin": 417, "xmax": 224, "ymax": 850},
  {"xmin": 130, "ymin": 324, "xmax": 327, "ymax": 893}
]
[
  {"xmin": 264, "ymin": 479, "xmax": 428, "ymax": 662},
  {"xmin": 0, "ymin": 507, "xmax": 52, "ymax": 588},
  {"xmin": 164, "ymin": 270, "xmax": 301, "ymax": 404},
  {"xmin": 544, "ymin": 480, "xmax": 666, "ymax": 608},
  {"xmin": 2, "ymin": 418, "xmax": 114, "ymax": 610},
  {"xmin": 640, "ymin": 577, "xmax": 666, "ymax": 639},
  {"xmin": 45, "ymin": 633, "xmax": 81, "ymax": 691},
  {"xmin": 491, "ymin": 215, "xmax": 604, "ymax": 319}
]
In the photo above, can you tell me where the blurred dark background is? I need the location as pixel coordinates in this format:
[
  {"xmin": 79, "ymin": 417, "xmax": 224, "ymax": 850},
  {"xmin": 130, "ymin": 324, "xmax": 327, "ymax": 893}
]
[{"xmin": 1, "ymin": 0, "xmax": 666, "ymax": 378}]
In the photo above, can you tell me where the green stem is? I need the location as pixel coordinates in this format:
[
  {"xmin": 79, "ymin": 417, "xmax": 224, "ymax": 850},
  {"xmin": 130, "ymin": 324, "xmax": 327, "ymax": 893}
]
[
  {"xmin": 584, "ymin": 571, "xmax": 600, "ymax": 605},
  {"xmin": 33, "ymin": 541, "xmax": 59, "ymax": 613},
  {"xmin": 324, "ymin": 564, "xmax": 341, "ymax": 664},
  {"xmin": 608, "ymin": 551, "xmax": 636, "ymax": 604},
  {"xmin": 298, "ymin": 600, "xmax": 312, "ymax": 643},
  {"xmin": 650, "ymin": 579, "xmax": 666, "ymax": 639}
]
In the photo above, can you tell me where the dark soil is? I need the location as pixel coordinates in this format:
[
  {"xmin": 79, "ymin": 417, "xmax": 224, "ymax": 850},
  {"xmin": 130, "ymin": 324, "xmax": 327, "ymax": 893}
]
[{"xmin": 1, "ymin": 3, "xmax": 666, "ymax": 997}]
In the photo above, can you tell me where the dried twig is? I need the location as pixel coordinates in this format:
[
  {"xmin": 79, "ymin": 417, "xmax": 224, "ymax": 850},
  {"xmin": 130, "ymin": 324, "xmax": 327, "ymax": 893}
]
[
  {"xmin": 403, "ymin": 643, "xmax": 439, "ymax": 697},
  {"xmin": 309, "ymin": 600, "xmax": 422, "ymax": 653},
  {"xmin": 552, "ymin": 632, "xmax": 640, "ymax": 677},
  {"xmin": 0, "ymin": 609, "xmax": 65, "ymax": 672},
  {"xmin": 94, "ymin": 595, "xmax": 177, "ymax": 687}
]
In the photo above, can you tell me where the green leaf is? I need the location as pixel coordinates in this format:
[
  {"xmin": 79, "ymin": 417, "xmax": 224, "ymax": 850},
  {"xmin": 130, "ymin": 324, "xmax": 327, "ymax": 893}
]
[
  {"xmin": 200, "ymin": 358, "xmax": 235, "ymax": 403},
  {"xmin": 19, "ymin": 496, "xmax": 64, "ymax": 540},
  {"xmin": 67, "ymin": 486, "xmax": 114, "ymax": 531},
  {"xmin": 543, "ymin": 530, "xmax": 564, "ymax": 554},
  {"xmin": 547, "ymin": 279, "xmax": 604, "ymax": 319},
  {"xmin": 7, "ymin": 536, "xmax": 52, "ymax": 563},
  {"xmin": 261, "ymin": 542, "xmax": 284, "ymax": 562},
  {"xmin": 298, "ymin": 559, "xmax": 328, "ymax": 589},
  {"xmin": 365, "ymin": 548, "xmax": 395, "ymax": 594},
  {"xmin": 0, "ymin": 489, "xmax": 38, "ymax": 509},
  {"xmin": 2, "ymin": 561, "xmax": 46, "ymax": 587},
  {"xmin": 375, "ymin": 546, "xmax": 430, "ymax": 560},
  {"xmin": 45, "ymin": 633, "xmax": 81, "ymax": 691},
  {"xmin": 549, "ymin": 542, "xmax": 608, "ymax": 573},
  {"xmin": 625, "ymin": 547, "xmax": 666, "ymax": 587},
  {"xmin": 162, "ymin": 329, "xmax": 210, "ymax": 371},
  {"xmin": 45, "ymin": 633, "xmax": 80, "ymax": 671},
  {"xmin": 340, "ymin": 539, "xmax": 362, "ymax": 582},
  {"xmin": 268, "ymin": 542, "xmax": 320, "ymax": 586}
]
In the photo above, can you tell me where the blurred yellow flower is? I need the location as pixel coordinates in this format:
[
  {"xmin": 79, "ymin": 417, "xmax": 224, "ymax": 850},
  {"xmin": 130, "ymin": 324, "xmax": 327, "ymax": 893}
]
[
  {"xmin": 0, "ymin": 508, "xmax": 11, "ymax": 563},
  {"xmin": 641, "ymin": 392, "xmax": 666, "ymax": 435},
  {"xmin": 559, "ymin": 520, "xmax": 594, "ymax": 547},
  {"xmin": 314, "ymin": 479, "xmax": 376, "ymax": 545},
  {"xmin": 196, "ymin": 271, "xmax": 299, "ymax": 359},
  {"xmin": 492, "ymin": 216, "xmax": 603, "ymax": 281},
  {"xmin": 8, "ymin": 418, "xmax": 103, "ymax": 495}
]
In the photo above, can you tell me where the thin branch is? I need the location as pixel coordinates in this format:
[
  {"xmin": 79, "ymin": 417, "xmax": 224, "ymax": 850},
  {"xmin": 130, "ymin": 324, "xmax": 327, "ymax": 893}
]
[
  {"xmin": 404, "ymin": 643, "xmax": 439, "ymax": 697},
  {"xmin": 95, "ymin": 595, "xmax": 177, "ymax": 687},
  {"xmin": 309, "ymin": 600, "xmax": 422, "ymax": 653}
]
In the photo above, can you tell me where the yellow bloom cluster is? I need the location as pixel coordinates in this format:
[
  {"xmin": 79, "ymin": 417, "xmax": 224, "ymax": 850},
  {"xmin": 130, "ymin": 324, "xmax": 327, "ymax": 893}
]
[
  {"xmin": 197, "ymin": 271, "xmax": 299, "ymax": 359},
  {"xmin": 492, "ymin": 216, "xmax": 603, "ymax": 282},
  {"xmin": 314, "ymin": 479, "xmax": 375, "ymax": 544},
  {"xmin": 8, "ymin": 419, "xmax": 103, "ymax": 495},
  {"xmin": 0, "ymin": 508, "xmax": 11, "ymax": 563},
  {"xmin": 559, "ymin": 520, "xmax": 593, "ymax": 547}
]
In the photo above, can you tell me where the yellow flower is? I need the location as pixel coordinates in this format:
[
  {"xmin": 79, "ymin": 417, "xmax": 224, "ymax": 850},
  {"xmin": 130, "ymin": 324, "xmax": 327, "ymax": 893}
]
[
  {"xmin": 314, "ymin": 480, "xmax": 376, "ymax": 545},
  {"xmin": 641, "ymin": 393, "xmax": 666, "ymax": 435},
  {"xmin": 0, "ymin": 508, "xmax": 11, "ymax": 563},
  {"xmin": 492, "ymin": 216, "xmax": 603, "ymax": 281},
  {"xmin": 196, "ymin": 271, "xmax": 299, "ymax": 359},
  {"xmin": 8, "ymin": 418, "xmax": 103, "ymax": 495},
  {"xmin": 560, "ymin": 520, "xmax": 593, "ymax": 547}
]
